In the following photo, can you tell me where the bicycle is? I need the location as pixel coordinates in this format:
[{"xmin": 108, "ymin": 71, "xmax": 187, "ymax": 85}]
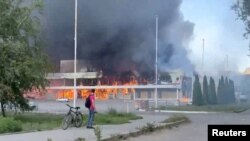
[{"xmin": 61, "ymin": 104, "xmax": 84, "ymax": 130}]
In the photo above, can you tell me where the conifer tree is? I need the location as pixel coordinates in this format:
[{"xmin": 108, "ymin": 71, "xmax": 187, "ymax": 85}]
[
  {"xmin": 224, "ymin": 77, "xmax": 230, "ymax": 104},
  {"xmin": 229, "ymin": 79, "xmax": 236, "ymax": 103},
  {"xmin": 208, "ymin": 77, "xmax": 217, "ymax": 104},
  {"xmin": 203, "ymin": 75, "xmax": 209, "ymax": 104},
  {"xmin": 192, "ymin": 74, "xmax": 203, "ymax": 106}
]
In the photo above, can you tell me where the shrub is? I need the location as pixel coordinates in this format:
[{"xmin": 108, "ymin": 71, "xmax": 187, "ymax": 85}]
[
  {"xmin": 138, "ymin": 122, "xmax": 156, "ymax": 133},
  {"xmin": 162, "ymin": 114, "xmax": 189, "ymax": 123},
  {"xmin": 0, "ymin": 117, "xmax": 22, "ymax": 133}
]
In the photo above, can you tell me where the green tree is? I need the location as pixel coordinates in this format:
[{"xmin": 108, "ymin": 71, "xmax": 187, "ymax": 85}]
[
  {"xmin": 217, "ymin": 76, "xmax": 235, "ymax": 104},
  {"xmin": 229, "ymin": 79, "xmax": 236, "ymax": 103},
  {"xmin": 202, "ymin": 75, "xmax": 209, "ymax": 104},
  {"xmin": 208, "ymin": 77, "xmax": 217, "ymax": 104},
  {"xmin": 224, "ymin": 77, "xmax": 230, "ymax": 103},
  {"xmin": 0, "ymin": 0, "xmax": 50, "ymax": 117},
  {"xmin": 192, "ymin": 74, "xmax": 203, "ymax": 106},
  {"xmin": 218, "ymin": 77, "xmax": 236, "ymax": 104},
  {"xmin": 217, "ymin": 76, "xmax": 225, "ymax": 104},
  {"xmin": 232, "ymin": 0, "xmax": 250, "ymax": 38},
  {"xmin": 232, "ymin": 0, "xmax": 250, "ymax": 54}
]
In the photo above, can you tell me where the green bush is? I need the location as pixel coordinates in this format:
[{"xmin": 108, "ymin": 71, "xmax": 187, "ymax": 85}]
[
  {"xmin": 140, "ymin": 122, "xmax": 156, "ymax": 133},
  {"xmin": 162, "ymin": 114, "xmax": 189, "ymax": 123},
  {"xmin": 0, "ymin": 117, "xmax": 22, "ymax": 133}
]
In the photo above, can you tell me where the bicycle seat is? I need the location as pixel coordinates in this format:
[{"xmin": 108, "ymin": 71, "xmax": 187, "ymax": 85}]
[{"xmin": 75, "ymin": 106, "xmax": 80, "ymax": 110}]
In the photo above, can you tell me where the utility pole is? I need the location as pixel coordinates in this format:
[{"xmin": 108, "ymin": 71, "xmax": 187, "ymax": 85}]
[
  {"xmin": 226, "ymin": 54, "xmax": 228, "ymax": 70},
  {"xmin": 202, "ymin": 38, "xmax": 204, "ymax": 72},
  {"xmin": 226, "ymin": 54, "xmax": 229, "ymax": 76},
  {"xmin": 154, "ymin": 15, "xmax": 158, "ymax": 109},
  {"xmin": 73, "ymin": 0, "xmax": 78, "ymax": 107}
]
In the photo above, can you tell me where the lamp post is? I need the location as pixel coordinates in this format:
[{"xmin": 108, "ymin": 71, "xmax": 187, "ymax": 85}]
[
  {"xmin": 154, "ymin": 15, "xmax": 158, "ymax": 109},
  {"xmin": 73, "ymin": 0, "xmax": 78, "ymax": 107},
  {"xmin": 202, "ymin": 38, "xmax": 204, "ymax": 72}
]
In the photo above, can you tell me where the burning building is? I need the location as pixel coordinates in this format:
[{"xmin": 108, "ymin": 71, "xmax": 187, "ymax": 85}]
[
  {"xmin": 25, "ymin": 0, "xmax": 195, "ymax": 103},
  {"xmin": 44, "ymin": 59, "xmax": 139, "ymax": 100},
  {"xmin": 44, "ymin": 60, "xmax": 192, "ymax": 105}
]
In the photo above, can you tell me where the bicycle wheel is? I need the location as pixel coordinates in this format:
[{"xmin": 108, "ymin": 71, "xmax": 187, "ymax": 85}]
[
  {"xmin": 74, "ymin": 112, "xmax": 83, "ymax": 128},
  {"xmin": 62, "ymin": 114, "xmax": 72, "ymax": 130}
]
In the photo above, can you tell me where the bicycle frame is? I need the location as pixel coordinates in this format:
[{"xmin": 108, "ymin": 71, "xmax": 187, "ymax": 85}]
[{"xmin": 62, "ymin": 104, "xmax": 83, "ymax": 130}]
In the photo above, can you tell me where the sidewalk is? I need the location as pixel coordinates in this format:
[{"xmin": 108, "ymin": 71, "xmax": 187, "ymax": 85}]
[{"xmin": 0, "ymin": 114, "xmax": 168, "ymax": 141}]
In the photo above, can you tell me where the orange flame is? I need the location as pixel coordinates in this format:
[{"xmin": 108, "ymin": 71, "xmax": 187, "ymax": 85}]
[
  {"xmin": 57, "ymin": 89, "xmax": 74, "ymax": 100},
  {"xmin": 23, "ymin": 78, "xmax": 140, "ymax": 100},
  {"xmin": 55, "ymin": 79, "xmax": 138, "ymax": 100},
  {"xmin": 180, "ymin": 96, "xmax": 191, "ymax": 103}
]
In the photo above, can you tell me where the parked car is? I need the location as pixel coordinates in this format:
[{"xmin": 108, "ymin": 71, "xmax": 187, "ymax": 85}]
[
  {"xmin": 28, "ymin": 101, "xmax": 38, "ymax": 111},
  {"xmin": 236, "ymin": 92, "xmax": 248, "ymax": 103},
  {"xmin": 239, "ymin": 94, "xmax": 248, "ymax": 102}
]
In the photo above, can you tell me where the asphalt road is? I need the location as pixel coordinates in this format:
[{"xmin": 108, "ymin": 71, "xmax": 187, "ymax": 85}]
[
  {"xmin": 127, "ymin": 110, "xmax": 250, "ymax": 141},
  {"xmin": 31, "ymin": 99, "xmax": 137, "ymax": 114}
]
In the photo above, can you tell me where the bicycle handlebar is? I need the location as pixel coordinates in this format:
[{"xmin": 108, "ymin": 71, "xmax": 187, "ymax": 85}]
[
  {"xmin": 66, "ymin": 104, "xmax": 72, "ymax": 108},
  {"xmin": 66, "ymin": 104, "xmax": 80, "ymax": 110}
]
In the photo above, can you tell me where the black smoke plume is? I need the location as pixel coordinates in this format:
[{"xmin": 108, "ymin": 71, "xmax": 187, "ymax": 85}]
[{"xmin": 42, "ymin": 0, "xmax": 194, "ymax": 77}]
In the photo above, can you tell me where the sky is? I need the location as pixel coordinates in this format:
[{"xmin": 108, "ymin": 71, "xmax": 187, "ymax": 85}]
[{"xmin": 180, "ymin": 0, "xmax": 250, "ymax": 75}]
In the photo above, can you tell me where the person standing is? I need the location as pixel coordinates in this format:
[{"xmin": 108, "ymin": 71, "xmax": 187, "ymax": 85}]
[{"xmin": 87, "ymin": 89, "xmax": 96, "ymax": 129}]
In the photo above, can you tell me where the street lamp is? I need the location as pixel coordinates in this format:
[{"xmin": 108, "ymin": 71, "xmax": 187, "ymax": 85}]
[
  {"xmin": 73, "ymin": 0, "xmax": 78, "ymax": 107},
  {"xmin": 154, "ymin": 15, "xmax": 158, "ymax": 109},
  {"xmin": 202, "ymin": 38, "xmax": 204, "ymax": 72}
]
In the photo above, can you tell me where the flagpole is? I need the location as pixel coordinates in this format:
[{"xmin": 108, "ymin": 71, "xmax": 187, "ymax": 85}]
[{"xmin": 73, "ymin": 0, "xmax": 78, "ymax": 107}]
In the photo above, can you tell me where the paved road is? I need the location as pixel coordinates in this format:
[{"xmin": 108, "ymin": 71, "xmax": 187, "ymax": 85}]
[
  {"xmin": 32, "ymin": 99, "xmax": 138, "ymax": 114},
  {"xmin": 127, "ymin": 110, "xmax": 250, "ymax": 141}
]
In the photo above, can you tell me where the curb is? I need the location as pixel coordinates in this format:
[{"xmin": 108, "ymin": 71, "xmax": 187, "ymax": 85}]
[
  {"xmin": 154, "ymin": 110, "xmax": 217, "ymax": 114},
  {"xmin": 101, "ymin": 119, "xmax": 188, "ymax": 141}
]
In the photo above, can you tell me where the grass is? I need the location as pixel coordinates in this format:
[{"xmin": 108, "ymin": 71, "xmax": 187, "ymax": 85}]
[
  {"xmin": 11, "ymin": 113, "xmax": 62, "ymax": 132},
  {"xmin": 159, "ymin": 103, "xmax": 250, "ymax": 113},
  {"xmin": 95, "ymin": 108, "xmax": 142, "ymax": 125},
  {"xmin": 0, "ymin": 109, "xmax": 142, "ymax": 134}
]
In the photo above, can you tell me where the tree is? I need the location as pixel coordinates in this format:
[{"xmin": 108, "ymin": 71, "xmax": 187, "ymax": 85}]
[
  {"xmin": 208, "ymin": 77, "xmax": 217, "ymax": 104},
  {"xmin": 192, "ymin": 74, "xmax": 203, "ymax": 106},
  {"xmin": 232, "ymin": 0, "xmax": 250, "ymax": 38},
  {"xmin": 202, "ymin": 75, "xmax": 209, "ymax": 104},
  {"xmin": 217, "ymin": 76, "xmax": 225, "ymax": 104},
  {"xmin": 229, "ymin": 79, "xmax": 236, "ymax": 103},
  {"xmin": 224, "ymin": 77, "xmax": 230, "ymax": 103},
  {"xmin": 217, "ymin": 76, "xmax": 236, "ymax": 104},
  {"xmin": 0, "ymin": 0, "xmax": 50, "ymax": 117},
  {"xmin": 233, "ymin": 0, "xmax": 250, "ymax": 54}
]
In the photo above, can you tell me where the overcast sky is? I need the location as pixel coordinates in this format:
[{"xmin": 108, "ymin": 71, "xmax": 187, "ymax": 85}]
[{"xmin": 181, "ymin": 0, "xmax": 250, "ymax": 74}]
